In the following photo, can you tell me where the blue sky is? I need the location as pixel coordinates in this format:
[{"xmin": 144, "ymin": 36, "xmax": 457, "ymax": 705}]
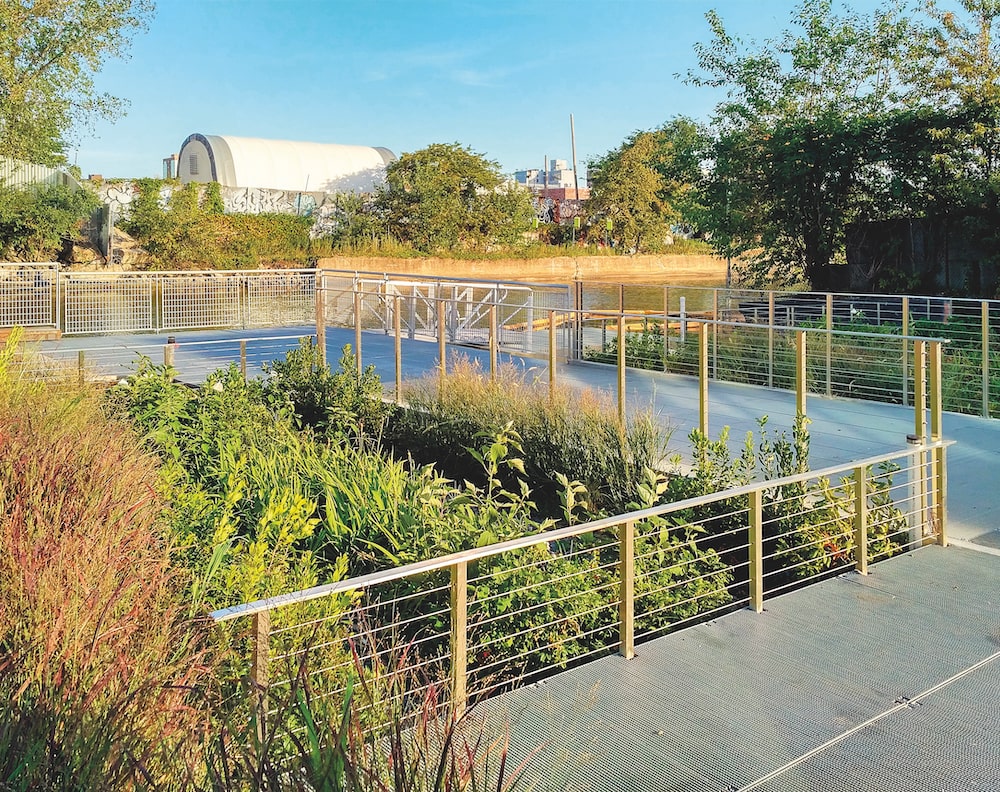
[{"xmin": 74, "ymin": 0, "xmax": 891, "ymax": 180}]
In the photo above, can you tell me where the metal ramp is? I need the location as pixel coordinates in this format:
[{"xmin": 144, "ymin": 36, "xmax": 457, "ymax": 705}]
[{"xmin": 483, "ymin": 544, "xmax": 1000, "ymax": 791}]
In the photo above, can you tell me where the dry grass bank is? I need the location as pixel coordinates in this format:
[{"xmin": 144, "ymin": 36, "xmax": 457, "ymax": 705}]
[{"xmin": 317, "ymin": 254, "xmax": 727, "ymax": 285}]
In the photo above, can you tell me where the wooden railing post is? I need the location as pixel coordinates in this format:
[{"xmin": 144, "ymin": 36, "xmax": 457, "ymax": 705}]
[
  {"xmin": 77, "ymin": 349, "xmax": 85, "ymax": 387},
  {"xmin": 163, "ymin": 338, "xmax": 175, "ymax": 370},
  {"xmin": 617, "ymin": 311, "xmax": 626, "ymax": 427},
  {"xmin": 619, "ymin": 520, "xmax": 635, "ymax": 659},
  {"xmin": 929, "ymin": 340, "xmax": 942, "ymax": 442},
  {"xmin": 438, "ymin": 297, "xmax": 447, "ymax": 391},
  {"xmin": 314, "ymin": 275, "xmax": 326, "ymax": 366},
  {"xmin": 982, "ymin": 300, "xmax": 990, "ymax": 418},
  {"xmin": 854, "ymin": 465, "xmax": 868, "ymax": 575},
  {"xmin": 749, "ymin": 489, "xmax": 764, "ymax": 613},
  {"xmin": 913, "ymin": 340, "xmax": 926, "ymax": 441},
  {"xmin": 251, "ymin": 610, "xmax": 270, "ymax": 743},
  {"xmin": 353, "ymin": 287, "xmax": 362, "ymax": 377},
  {"xmin": 394, "ymin": 295, "xmax": 403, "ymax": 405},
  {"xmin": 489, "ymin": 305, "xmax": 498, "ymax": 380},
  {"xmin": 239, "ymin": 339, "xmax": 247, "ymax": 378},
  {"xmin": 902, "ymin": 296, "xmax": 910, "ymax": 407},
  {"xmin": 767, "ymin": 291, "xmax": 775, "ymax": 388},
  {"xmin": 548, "ymin": 310, "xmax": 557, "ymax": 396},
  {"xmin": 825, "ymin": 293, "xmax": 833, "ymax": 397},
  {"xmin": 699, "ymin": 322, "xmax": 709, "ymax": 436},
  {"xmin": 795, "ymin": 329, "xmax": 807, "ymax": 417},
  {"xmin": 933, "ymin": 444, "xmax": 948, "ymax": 546},
  {"xmin": 712, "ymin": 289, "xmax": 719, "ymax": 378},
  {"xmin": 450, "ymin": 561, "xmax": 468, "ymax": 715}
]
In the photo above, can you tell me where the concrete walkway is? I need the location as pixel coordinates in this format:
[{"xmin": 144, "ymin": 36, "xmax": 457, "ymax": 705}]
[{"xmin": 38, "ymin": 325, "xmax": 1000, "ymax": 548}]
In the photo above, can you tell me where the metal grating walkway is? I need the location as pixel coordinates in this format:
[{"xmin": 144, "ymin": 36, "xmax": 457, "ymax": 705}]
[{"xmin": 484, "ymin": 545, "xmax": 1000, "ymax": 791}]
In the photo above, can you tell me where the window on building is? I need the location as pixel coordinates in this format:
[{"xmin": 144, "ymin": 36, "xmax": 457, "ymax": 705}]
[{"xmin": 189, "ymin": 154, "xmax": 199, "ymax": 176}]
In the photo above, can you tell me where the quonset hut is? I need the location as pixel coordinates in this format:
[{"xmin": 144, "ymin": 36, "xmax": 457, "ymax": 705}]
[{"xmin": 176, "ymin": 134, "xmax": 396, "ymax": 193}]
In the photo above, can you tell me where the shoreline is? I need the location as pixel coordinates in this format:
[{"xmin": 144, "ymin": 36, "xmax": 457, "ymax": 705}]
[{"xmin": 316, "ymin": 254, "xmax": 728, "ymax": 285}]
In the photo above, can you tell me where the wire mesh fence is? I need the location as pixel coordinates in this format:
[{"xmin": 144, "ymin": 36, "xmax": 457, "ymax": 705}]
[{"xmin": 0, "ymin": 263, "xmax": 57, "ymax": 328}]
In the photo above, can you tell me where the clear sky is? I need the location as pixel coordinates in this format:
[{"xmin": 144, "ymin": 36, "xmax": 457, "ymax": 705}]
[{"xmin": 73, "ymin": 0, "xmax": 892, "ymax": 181}]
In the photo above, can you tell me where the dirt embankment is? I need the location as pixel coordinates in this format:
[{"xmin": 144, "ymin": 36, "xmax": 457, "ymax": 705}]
[{"xmin": 316, "ymin": 254, "xmax": 727, "ymax": 285}]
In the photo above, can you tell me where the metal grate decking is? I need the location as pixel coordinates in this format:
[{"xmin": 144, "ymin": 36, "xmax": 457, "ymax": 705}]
[{"xmin": 483, "ymin": 545, "xmax": 999, "ymax": 791}]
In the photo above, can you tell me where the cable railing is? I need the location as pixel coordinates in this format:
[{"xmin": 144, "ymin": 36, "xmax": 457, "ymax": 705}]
[
  {"xmin": 211, "ymin": 440, "xmax": 950, "ymax": 732},
  {"xmin": 576, "ymin": 283, "xmax": 999, "ymax": 419},
  {"xmin": 315, "ymin": 281, "xmax": 950, "ymax": 455}
]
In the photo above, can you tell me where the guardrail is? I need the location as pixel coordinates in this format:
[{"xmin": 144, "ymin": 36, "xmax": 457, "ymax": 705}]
[
  {"xmin": 578, "ymin": 283, "xmax": 999, "ymax": 419},
  {"xmin": 317, "ymin": 281, "xmax": 950, "ymax": 444},
  {"xmin": 211, "ymin": 439, "xmax": 949, "ymax": 721}
]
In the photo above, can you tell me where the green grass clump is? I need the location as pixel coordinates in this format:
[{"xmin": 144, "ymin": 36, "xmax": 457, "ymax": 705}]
[{"xmin": 388, "ymin": 356, "xmax": 670, "ymax": 519}]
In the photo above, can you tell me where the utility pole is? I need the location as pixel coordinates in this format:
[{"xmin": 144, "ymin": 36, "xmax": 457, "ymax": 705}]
[{"xmin": 570, "ymin": 114, "xmax": 580, "ymax": 201}]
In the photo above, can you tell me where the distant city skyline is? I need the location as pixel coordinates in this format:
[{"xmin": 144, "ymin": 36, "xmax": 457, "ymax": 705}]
[{"xmin": 75, "ymin": 0, "xmax": 892, "ymax": 181}]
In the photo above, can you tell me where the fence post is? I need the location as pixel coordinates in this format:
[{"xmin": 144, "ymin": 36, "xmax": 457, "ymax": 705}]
[
  {"xmin": 251, "ymin": 610, "xmax": 270, "ymax": 743},
  {"xmin": 933, "ymin": 444, "xmax": 948, "ymax": 546},
  {"xmin": 314, "ymin": 274, "xmax": 326, "ymax": 367},
  {"xmin": 489, "ymin": 304, "xmax": 498, "ymax": 380},
  {"xmin": 394, "ymin": 295, "xmax": 403, "ymax": 406},
  {"xmin": 825, "ymin": 293, "xmax": 833, "ymax": 397},
  {"xmin": 450, "ymin": 561, "xmax": 468, "ymax": 716},
  {"xmin": 712, "ymin": 289, "xmax": 719, "ymax": 378},
  {"xmin": 929, "ymin": 339, "xmax": 946, "ymax": 546},
  {"xmin": 617, "ymin": 311, "xmax": 626, "ymax": 427},
  {"xmin": 854, "ymin": 464, "xmax": 868, "ymax": 575},
  {"xmin": 353, "ymin": 287, "xmax": 362, "ymax": 377},
  {"xmin": 548, "ymin": 310, "xmax": 557, "ymax": 397},
  {"xmin": 618, "ymin": 520, "xmax": 635, "ymax": 659},
  {"xmin": 662, "ymin": 300, "xmax": 670, "ymax": 369},
  {"xmin": 929, "ymin": 340, "xmax": 942, "ymax": 442},
  {"xmin": 749, "ymin": 488, "xmax": 764, "ymax": 613},
  {"xmin": 767, "ymin": 291, "xmax": 775, "ymax": 388},
  {"xmin": 163, "ymin": 338, "xmax": 176, "ymax": 370},
  {"xmin": 913, "ymin": 340, "xmax": 926, "ymax": 441},
  {"xmin": 982, "ymin": 301, "xmax": 990, "ymax": 418},
  {"xmin": 902, "ymin": 296, "xmax": 910, "ymax": 407},
  {"xmin": 77, "ymin": 350, "xmax": 84, "ymax": 387},
  {"xmin": 699, "ymin": 322, "xmax": 709, "ymax": 436},
  {"xmin": 795, "ymin": 330, "xmax": 807, "ymax": 417},
  {"xmin": 239, "ymin": 340, "xmax": 247, "ymax": 379},
  {"xmin": 438, "ymin": 297, "xmax": 447, "ymax": 397}
]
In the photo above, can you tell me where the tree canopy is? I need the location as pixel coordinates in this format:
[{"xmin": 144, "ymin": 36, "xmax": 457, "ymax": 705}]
[
  {"xmin": 587, "ymin": 118, "xmax": 708, "ymax": 253},
  {"xmin": 377, "ymin": 143, "xmax": 535, "ymax": 253},
  {"xmin": 682, "ymin": 0, "xmax": 1000, "ymax": 292},
  {"xmin": 0, "ymin": 0, "xmax": 154, "ymax": 165}
]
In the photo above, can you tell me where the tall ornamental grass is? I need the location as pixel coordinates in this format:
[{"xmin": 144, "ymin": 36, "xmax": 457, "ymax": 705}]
[
  {"xmin": 0, "ymin": 330, "xmax": 212, "ymax": 788},
  {"xmin": 388, "ymin": 357, "xmax": 670, "ymax": 519}
]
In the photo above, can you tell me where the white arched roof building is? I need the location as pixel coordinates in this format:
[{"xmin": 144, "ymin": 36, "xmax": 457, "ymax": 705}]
[{"xmin": 177, "ymin": 134, "xmax": 395, "ymax": 193}]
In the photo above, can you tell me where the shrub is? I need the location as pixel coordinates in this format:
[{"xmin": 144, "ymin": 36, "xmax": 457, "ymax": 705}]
[{"xmin": 262, "ymin": 340, "xmax": 392, "ymax": 440}]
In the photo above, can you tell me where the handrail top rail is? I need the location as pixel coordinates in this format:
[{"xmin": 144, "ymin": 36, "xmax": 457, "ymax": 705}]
[
  {"xmin": 59, "ymin": 268, "xmax": 317, "ymax": 279},
  {"xmin": 584, "ymin": 310, "xmax": 953, "ymax": 345},
  {"xmin": 318, "ymin": 267, "xmax": 570, "ymax": 292},
  {"xmin": 574, "ymin": 280, "xmax": 1000, "ymax": 307},
  {"xmin": 211, "ymin": 439, "xmax": 952, "ymax": 623}
]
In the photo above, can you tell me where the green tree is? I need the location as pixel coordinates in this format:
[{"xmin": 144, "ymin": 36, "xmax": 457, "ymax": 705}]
[
  {"xmin": 587, "ymin": 132, "xmax": 671, "ymax": 252},
  {"xmin": 0, "ymin": 183, "xmax": 99, "ymax": 260},
  {"xmin": 689, "ymin": 0, "xmax": 918, "ymax": 288},
  {"xmin": 377, "ymin": 142, "xmax": 534, "ymax": 253},
  {"xmin": 0, "ymin": 0, "xmax": 155, "ymax": 165}
]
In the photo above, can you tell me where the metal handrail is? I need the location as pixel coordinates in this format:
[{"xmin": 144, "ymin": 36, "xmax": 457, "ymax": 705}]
[{"xmin": 210, "ymin": 439, "xmax": 951, "ymax": 623}]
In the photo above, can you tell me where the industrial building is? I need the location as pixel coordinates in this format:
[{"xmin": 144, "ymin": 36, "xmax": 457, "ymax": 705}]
[{"xmin": 175, "ymin": 134, "xmax": 396, "ymax": 194}]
